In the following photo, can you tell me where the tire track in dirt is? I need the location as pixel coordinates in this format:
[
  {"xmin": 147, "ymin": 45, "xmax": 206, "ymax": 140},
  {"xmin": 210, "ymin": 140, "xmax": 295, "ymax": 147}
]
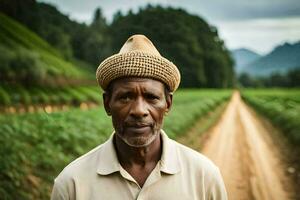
[{"xmin": 200, "ymin": 91, "xmax": 293, "ymax": 200}]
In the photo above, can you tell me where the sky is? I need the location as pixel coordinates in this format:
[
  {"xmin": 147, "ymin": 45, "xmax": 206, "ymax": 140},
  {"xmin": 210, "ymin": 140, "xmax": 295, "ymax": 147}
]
[{"xmin": 38, "ymin": 0, "xmax": 300, "ymax": 55}]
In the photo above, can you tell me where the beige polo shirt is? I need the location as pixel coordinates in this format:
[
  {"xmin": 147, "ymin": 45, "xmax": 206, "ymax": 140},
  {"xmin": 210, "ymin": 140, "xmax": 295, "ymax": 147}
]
[{"xmin": 51, "ymin": 130, "xmax": 227, "ymax": 200}]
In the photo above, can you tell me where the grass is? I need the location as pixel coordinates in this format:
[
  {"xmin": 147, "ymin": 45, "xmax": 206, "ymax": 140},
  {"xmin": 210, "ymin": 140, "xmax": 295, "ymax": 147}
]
[
  {"xmin": 0, "ymin": 89, "xmax": 231, "ymax": 199},
  {"xmin": 0, "ymin": 85, "xmax": 102, "ymax": 107},
  {"xmin": 241, "ymin": 89, "xmax": 300, "ymax": 146},
  {"xmin": 241, "ymin": 88, "xmax": 300, "ymax": 198},
  {"xmin": 0, "ymin": 12, "xmax": 93, "ymax": 83}
]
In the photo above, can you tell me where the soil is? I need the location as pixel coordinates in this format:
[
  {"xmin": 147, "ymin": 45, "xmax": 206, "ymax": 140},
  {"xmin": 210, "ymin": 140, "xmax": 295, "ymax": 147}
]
[{"xmin": 182, "ymin": 91, "xmax": 296, "ymax": 200}]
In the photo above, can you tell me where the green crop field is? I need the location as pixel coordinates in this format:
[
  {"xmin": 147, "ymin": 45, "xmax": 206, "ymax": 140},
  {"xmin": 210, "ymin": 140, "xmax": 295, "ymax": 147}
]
[
  {"xmin": 0, "ymin": 89, "xmax": 231, "ymax": 199},
  {"xmin": 0, "ymin": 85, "xmax": 102, "ymax": 108},
  {"xmin": 241, "ymin": 89, "xmax": 300, "ymax": 146},
  {"xmin": 0, "ymin": 13, "xmax": 94, "ymax": 86}
]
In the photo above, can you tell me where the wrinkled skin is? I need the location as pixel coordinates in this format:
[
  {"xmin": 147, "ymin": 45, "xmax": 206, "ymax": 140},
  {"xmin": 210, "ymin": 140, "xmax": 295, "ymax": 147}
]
[{"xmin": 103, "ymin": 77, "xmax": 172, "ymax": 148}]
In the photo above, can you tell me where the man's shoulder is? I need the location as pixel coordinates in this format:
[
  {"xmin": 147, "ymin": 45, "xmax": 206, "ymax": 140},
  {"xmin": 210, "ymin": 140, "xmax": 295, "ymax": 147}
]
[
  {"xmin": 171, "ymin": 138, "xmax": 219, "ymax": 174},
  {"xmin": 54, "ymin": 141, "xmax": 107, "ymax": 182},
  {"xmin": 167, "ymin": 138, "xmax": 227, "ymax": 199}
]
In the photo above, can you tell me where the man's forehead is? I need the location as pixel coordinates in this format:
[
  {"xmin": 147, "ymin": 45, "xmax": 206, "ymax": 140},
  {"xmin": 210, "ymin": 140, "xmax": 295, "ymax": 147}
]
[{"xmin": 109, "ymin": 77, "xmax": 165, "ymax": 91}]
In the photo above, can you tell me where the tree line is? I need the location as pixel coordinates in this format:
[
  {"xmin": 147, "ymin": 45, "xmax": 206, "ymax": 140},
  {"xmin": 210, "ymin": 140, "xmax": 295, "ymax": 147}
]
[
  {"xmin": 238, "ymin": 69, "xmax": 300, "ymax": 88},
  {"xmin": 0, "ymin": 0, "xmax": 235, "ymax": 88}
]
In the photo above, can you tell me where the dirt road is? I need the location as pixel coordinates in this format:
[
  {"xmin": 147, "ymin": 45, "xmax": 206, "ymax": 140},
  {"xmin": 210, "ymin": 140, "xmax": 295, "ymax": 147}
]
[{"xmin": 200, "ymin": 92, "xmax": 294, "ymax": 199}]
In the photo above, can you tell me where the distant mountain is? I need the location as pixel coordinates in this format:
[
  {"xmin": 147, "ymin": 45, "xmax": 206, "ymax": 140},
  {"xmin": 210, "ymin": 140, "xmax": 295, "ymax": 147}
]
[
  {"xmin": 244, "ymin": 42, "xmax": 300, "ymax": 76},
  {"xmin": 230, "ymin": 48, "xmax": 261, "ymax": 74}
]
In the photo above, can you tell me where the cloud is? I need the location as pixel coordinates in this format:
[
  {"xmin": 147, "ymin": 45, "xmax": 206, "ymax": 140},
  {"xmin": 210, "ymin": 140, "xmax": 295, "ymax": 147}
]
[
  {"xmin": 39, "ymin": 0, "xmax": 300, "ymax": 23},
  {"xmin": 37, "ymin": 0, "xmax": 300, "ymax": 53},
  {"xmin": 166, "ymin": 0, "xmax": 300, "ymax": 22},
  {"xmin": 216, "ymin": 17, "xmax": 300, "ymax": 54}
]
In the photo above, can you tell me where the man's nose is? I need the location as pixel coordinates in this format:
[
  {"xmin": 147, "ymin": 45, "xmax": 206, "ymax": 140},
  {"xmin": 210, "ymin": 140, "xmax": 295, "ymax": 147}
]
[{"xmin": 129, "ymin": 97, "xmax": 149, "ymax": 118}]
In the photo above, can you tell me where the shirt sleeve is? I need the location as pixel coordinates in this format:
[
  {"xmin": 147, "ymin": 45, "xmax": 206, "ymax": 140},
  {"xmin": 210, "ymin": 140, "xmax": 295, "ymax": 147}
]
[
  {"xmin": 51, "ymin": 179, "xmax": 69, "ymax": 200},
  {"xmin": 208, "ymin": 167, "xmax": 228, "ymax": 200}
]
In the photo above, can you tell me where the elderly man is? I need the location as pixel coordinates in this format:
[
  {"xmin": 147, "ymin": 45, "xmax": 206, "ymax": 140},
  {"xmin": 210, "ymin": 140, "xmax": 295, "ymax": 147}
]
[{"xmin": 51, "ymin": 35, "xmax": 227, "ymax": 200}]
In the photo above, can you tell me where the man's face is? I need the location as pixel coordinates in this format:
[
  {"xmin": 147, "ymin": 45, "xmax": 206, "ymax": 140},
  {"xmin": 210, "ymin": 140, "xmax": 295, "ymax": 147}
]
[{"xmin": 103, "ymin": 78, "xmax": 172, "ymax": 148}]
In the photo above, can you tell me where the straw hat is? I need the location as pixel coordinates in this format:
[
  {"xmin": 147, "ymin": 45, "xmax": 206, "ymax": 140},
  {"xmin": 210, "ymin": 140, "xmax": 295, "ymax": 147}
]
[{"xmin": 96, "ymin": 34, "xmax": 181, "ymax": 92}]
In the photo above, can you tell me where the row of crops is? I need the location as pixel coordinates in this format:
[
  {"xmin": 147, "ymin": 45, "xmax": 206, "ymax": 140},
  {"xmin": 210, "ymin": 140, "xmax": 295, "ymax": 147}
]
[
  {"xmin": 241, "ymin": 89, "xmax": 300, "ymax": 146},
  {"xmin": 0, "ymin": 13, "xmax": 94, "ymax": 86},
  {"xmin": 0, "ymin": 85, "xmax": 102, "ymax": 109},
  {"xmin": 0, "ymin": 89, "xmax": 231, "ymax": 200}
]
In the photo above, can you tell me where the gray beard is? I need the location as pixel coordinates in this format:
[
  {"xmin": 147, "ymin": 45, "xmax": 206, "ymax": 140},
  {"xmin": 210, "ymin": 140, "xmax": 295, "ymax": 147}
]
[
  {"xmin": 116, "ymin": 125, "xmax": 161, "ymax": 148},
  {"xmin": 116, "ymin": 132, "xmax": 159, "ymax": 148}
]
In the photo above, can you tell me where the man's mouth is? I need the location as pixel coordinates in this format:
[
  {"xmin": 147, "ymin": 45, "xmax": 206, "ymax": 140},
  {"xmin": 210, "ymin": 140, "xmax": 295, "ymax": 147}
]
[{"xmin": 125, "ymin": 123, "xmax": 152, "ymax": 133}]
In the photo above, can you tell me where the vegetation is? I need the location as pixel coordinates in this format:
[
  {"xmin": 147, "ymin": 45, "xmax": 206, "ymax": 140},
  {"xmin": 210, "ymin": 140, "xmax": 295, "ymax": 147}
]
[
  {"xmin": 0, "ymin": 0, "xmax": 113, "ymax": 66},
  {"xmin": 165, "ymin": 89, "xmax": 231, "ymax": 138},
  {"xmin": 233, "ymin": 42, "xmax": 300, "ymax": 77},
  {"xmin": 0, "ymin": 1, "xmax": 235, "ymax": 88},
  {"xmin": 241, "ymin": 89, "xmax": 300, "ymax": 145},
  {"xmin": 0, "ymin": 12, "xmax": 94, "ymax": 87},
  {"xmin": 0, "ymin": 3, "xmax": 233, "ymax": 197},
  {"xmin": 238, "ymin": 68, "xmax": 300, "ymax": 88},
  {"xmin": 1, "ymin": 0, "xmax": 299, "ymax": 199},
  {"xmin": 241, "ymin": 88, "xmax": 300, "ymax": 189},
  {"xmin": 0, "ymin": 89, "xmax": 231, "ymax": 199},
  {"xmin": 110, "ymin": 6, "xmax": 235, "ymax": 88},
  {"xmin": 0, "ymin": 85, "xmax": 102, "ymax": 109}
]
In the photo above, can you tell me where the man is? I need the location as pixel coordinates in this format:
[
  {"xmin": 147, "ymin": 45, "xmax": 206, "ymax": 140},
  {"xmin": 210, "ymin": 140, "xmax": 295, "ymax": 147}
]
[{"xmin": 51, "ymin": 34, "xmax": 227, "ymax": 199}]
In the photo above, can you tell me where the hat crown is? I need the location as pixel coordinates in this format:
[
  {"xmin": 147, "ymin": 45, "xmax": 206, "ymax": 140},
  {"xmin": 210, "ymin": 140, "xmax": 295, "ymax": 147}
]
[
  {"xmin": 97, "ymin": 34, "xmax": 181, "ymax": 92},
  {"xmin": 119, "ymin": 34, "xmax": 161, "ymax": 56}
]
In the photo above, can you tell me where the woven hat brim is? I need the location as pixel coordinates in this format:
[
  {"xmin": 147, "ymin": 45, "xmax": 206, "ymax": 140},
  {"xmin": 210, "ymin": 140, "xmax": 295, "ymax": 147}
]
[{"xmin": 96, "ymin": 51, "xmax": 181, "ymax": 92}]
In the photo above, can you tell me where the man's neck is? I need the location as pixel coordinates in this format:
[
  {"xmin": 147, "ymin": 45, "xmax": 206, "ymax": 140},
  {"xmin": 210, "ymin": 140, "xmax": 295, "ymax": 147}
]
[{"xmin": 114, "ymin": 134, "xmax": 162, "ymax": 167}]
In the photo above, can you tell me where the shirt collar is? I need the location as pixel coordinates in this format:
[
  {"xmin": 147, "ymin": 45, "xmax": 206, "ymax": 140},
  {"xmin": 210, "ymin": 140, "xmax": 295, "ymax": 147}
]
[
  {"xmin": 96, "ymin": 133, "xmax": 120, "ymax": 175},
  {"xmin": 159, "ymin": 130, "xmax": 181, "ymax": 174},
  {"xmin": 96, "ymin": 130, "xmax": 181, "ymax": 175}
]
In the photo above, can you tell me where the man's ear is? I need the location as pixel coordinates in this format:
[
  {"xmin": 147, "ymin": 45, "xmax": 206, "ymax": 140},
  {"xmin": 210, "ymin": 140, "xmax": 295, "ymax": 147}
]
[
  {"xmin": 165, "ymin": 93, "xmax": 173, "ymax": 113},
  {"xmin": 103, "ymin": 92, "xmax": 111, "ymax": 116}
]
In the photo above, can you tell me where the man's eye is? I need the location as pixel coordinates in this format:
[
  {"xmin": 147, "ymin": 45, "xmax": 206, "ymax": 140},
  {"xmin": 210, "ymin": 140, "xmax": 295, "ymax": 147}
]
[
  {"xmin": 119, "ymin": 95, "xmax": 131, "ymax": 101},
  {"xmin": 146, "ymin": 94, "xmax": 159, "ymax": 100}
]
